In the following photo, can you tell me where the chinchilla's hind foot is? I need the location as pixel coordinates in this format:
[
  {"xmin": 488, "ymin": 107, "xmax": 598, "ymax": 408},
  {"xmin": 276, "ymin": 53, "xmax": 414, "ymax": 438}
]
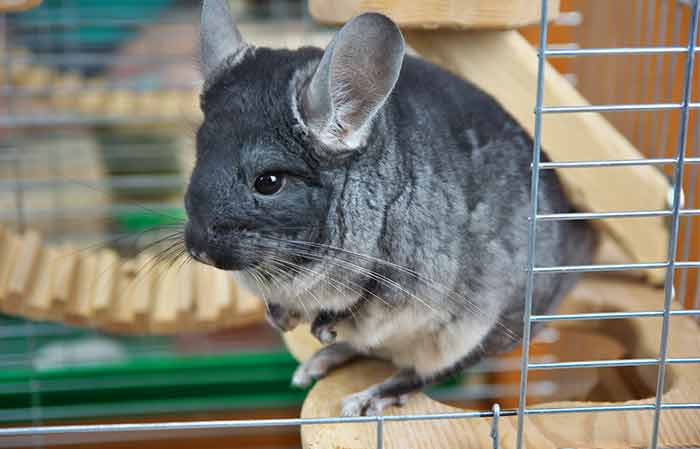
[{"xmin": 339, "ymin": 368, "xmax": 424, "ymax": 416}]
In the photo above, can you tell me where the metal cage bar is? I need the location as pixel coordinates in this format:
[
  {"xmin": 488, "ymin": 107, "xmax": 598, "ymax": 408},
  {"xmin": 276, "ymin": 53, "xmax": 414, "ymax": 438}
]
[
  {"xmin": 542, "ymin": 102, "xmax": 694, "ymax": 113},
  {"xmin": 515, "ymin": 2, "xmax": 550, "ymax": 449},
  {"xmin": 649, "ymin": 1, "xmax": 700, "ymax": 448},
  {"xmin": 544, "ymin": 45, "xmax": 698, "ymax": 56},
  {"xmin": 540, "ymin": 156, "xmax": 700, "ymax": 168}
]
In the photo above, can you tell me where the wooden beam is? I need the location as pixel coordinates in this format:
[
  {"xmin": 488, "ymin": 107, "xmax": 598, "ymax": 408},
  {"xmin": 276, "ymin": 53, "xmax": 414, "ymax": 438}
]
[
  {"xmin": 309, "ymin": 0, "xmax": 560, "ymax": 29},
  {"xmin": 404, "ymin": 30, "xmax": 670, "ymax": 284}
]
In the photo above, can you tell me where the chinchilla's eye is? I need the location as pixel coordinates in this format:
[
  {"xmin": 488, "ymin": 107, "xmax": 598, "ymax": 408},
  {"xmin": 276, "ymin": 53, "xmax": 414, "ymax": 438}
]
[{"xmin": 253, "ymin": 173, "xmax": 285, "ymax": 195}]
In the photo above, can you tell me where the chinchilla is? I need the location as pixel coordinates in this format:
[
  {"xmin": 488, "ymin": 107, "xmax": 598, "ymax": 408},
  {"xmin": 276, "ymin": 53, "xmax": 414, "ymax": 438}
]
[{"xmin": 185, "ymin": 0, "xmax": 596, "ymax": 416}]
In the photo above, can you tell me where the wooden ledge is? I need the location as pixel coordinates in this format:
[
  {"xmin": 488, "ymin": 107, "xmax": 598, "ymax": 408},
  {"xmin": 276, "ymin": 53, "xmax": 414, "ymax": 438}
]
[{"xmin": 309, "ymin": 0, "xmax": 560, "ymax": 30}]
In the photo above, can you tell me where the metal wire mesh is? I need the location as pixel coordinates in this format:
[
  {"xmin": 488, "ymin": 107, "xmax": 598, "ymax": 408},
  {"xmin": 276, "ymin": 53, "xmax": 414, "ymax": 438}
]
[{"xmin": 1, "ymin": 1, "xmax": 699, "ymax": 448}]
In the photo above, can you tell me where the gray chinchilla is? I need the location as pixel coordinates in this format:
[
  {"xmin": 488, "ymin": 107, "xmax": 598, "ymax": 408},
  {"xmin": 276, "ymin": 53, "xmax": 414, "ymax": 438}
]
[{"xmin": 185, "ymin": 0, "xmax": 596, "ymax": 416}]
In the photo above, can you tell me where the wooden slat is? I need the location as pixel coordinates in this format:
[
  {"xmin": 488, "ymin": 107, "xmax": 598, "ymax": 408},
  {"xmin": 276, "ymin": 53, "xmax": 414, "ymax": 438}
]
[
  {"xmin": 193, "ymin": 266, "xmax": 219, "ymax": 323},
  {"xmin": 309, "ymin": 0, "xmax": 560, "ymax": 29},
  {"xmin": 5, "ymin": 231, "xmax": 42, "ymax": 313},
  {"xmin": 112, "ymin": 260, "xmax": 139, "ymax": 325},
  {"xmin": 210, "ymin": 268, "xmax": 238, "ymax": 323},
  {"xmin": 404, "ymin": 30, "xmax": 670, "ymax": 285},
  {"xmin": 0, "ymin": 228, "xmax": 20, "ymax": 303},
  {"xmin": 24, "ymin": 247, "xmax": 57, "ymax": 320},
  {"xmin": 151, "ymin": 263, "xmax": 192, "ymax": 333},
  {"xmin": 51, "ymin": 72, "xmax": 82, "ymax": 110},
  {"xmin": 234, "ymin": 283, "xmax": 259, "ymax": 316},
  {"xmin": 112, "ymin": 255, "xmax": 155, "ymax": 329},
  {"xmin": 49, "ymin": 244, "xmax": 80, "ymax": 312},
  {"xmin": 131, "ymin": 254, "xmax": 157, "ymax": 320},
  {"xmin": 176, "ymin": 262, "xmax": 195, "ymax": 322},
  {"xmin": 77, "ymin": 77, "xmax": 108, "ymax": 114},
  {"xmin": 92, "ymin": 249, "xmax": 120, "ymax": 319},
  {"xmin": 228, "ymin": 282, "xmax": 265, "ymax": 328},
  {"xmin": 66, "ymin": 253, "xmax": 98, "ymax": 323},
  {"xmin": 194, "ymin": 264, "xmax": 234, "ymax": 324}
]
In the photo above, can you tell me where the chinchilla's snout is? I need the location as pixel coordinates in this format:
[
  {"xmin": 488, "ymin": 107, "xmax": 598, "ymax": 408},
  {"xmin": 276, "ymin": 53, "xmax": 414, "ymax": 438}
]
[{"xmin": 184, "ymin": 220, "xmax": 257, "ymax": 271}]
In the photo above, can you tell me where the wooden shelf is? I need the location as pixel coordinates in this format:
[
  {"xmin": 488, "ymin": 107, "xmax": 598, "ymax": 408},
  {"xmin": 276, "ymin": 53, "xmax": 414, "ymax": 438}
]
[
  {"xmin": 309, "ymin": 0, "xmax": 560, "ymax": 29},
  {"xmin": 285, "ymin": 276, "xmax": 700, "ymax": 449}
]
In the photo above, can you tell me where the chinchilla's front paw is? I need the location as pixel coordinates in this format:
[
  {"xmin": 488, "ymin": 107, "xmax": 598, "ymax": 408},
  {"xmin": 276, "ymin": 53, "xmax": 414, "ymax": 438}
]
[
  {"xmin": 266, "ymin": 303, "xmax": 301, "ymax": 332},
  {"xmin": 311, "ymin": 321, "xmax": 337, "ymax": 344},
  {"xmin": 311, "ymin": 311, "xmax": 339, "ymax": 344}
]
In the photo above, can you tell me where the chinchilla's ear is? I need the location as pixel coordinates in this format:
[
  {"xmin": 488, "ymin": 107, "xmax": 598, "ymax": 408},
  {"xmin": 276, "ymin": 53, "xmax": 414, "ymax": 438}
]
[
  {"xmin": 301, "ymin": 13, "xmax": 405, "ymax": 151},
  {"xmin": 200, "ymin": 0, "xmax": 246, "ymax": 79}
]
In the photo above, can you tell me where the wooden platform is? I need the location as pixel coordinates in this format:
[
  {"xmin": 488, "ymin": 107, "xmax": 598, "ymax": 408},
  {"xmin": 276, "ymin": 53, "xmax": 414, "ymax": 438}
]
[
  {"xmin": 0, "ymin": 226, "xmax": 265, "ymax": 334},
  {"xmin": 285, "ymin": 276, "xmax": 700, "ymax": 449},
  {"xmin": 309, "ymin": 0, "xmax": 560, "ymax": 29}
]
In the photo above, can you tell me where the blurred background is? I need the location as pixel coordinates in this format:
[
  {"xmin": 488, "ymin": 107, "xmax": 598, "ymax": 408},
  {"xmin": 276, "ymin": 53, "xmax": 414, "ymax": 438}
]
[{"xmin": 0, "ymin": 1, "xmax": 698, "ymax": 448}]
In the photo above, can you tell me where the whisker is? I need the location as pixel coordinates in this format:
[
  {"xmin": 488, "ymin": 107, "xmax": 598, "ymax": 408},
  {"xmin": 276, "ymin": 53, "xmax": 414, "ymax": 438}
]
[
  {"xmin": 269, "ymin": 254, "xmax": 393, "ymax": 313},
  {"xmin": 252, "ymin": 237, "xmax": 517, "ymax": 341},
  {"xmin": 261, "ymin": 261, "xmax": 311, "ymax": 320}
]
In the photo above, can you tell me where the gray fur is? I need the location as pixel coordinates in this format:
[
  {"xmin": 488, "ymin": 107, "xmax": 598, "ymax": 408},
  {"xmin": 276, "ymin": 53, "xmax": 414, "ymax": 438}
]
[
  {"xmin": 186, "ymin": 9, "xmax": 596, "ymax": 415},
  {"xmin": 200, "ymin": 0, "xmax": 245, "ymax": 79},
  {"xmin": 302, "ymin": 13, "xmax": 405, "ymax": 150}
]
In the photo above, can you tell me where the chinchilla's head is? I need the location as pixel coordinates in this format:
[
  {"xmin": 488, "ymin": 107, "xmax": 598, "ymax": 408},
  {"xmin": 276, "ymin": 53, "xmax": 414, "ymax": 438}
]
[{"xmin": 184, "ymin": 0, "xmax": 405, "ymax": 288}]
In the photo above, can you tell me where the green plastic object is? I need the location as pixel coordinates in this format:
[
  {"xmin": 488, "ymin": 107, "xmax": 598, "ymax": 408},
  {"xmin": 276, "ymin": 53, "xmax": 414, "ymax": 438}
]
[
  {"xmin": 0, "ymin": 316, "xmax": 304, "ymax": 424},
  {"xmin": 113, "ymin": 207, "xmax": 186, "ymax": 233},
  {"xmin": 14, "ymin": 0, "xmax": 176, "ymax": 47},
  {"xmin": 0, "ymin": 315, "xmax": 462, "ymax": 424}
]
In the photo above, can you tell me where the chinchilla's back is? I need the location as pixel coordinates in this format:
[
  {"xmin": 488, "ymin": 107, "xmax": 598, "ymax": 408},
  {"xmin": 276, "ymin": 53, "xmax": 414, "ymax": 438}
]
[{"xmin": 377, "ymin": 55, "xmax": 597, "ymax": 351}]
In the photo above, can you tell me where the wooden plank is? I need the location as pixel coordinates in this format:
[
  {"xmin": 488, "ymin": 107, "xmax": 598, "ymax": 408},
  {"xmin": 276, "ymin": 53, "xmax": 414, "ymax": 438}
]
[
  {"xmin": 228, "ymin": 281, "xmax": 265, "ymax": 328},
  {"xmin": 194, "ymin": 264, "xmax": 235, "ymax": 325},
  {"xmin": 25, "ymin": 247, "xmax": 57, "ymax": 320},
  {"xmin": 0, "ymin": 228, "xmax": 20, "ymax": 304},
  {"xmin": 176, "ymin": 262, "xmax": 195, "ymax": 320},
  {"xmin": 66, "ymin": 253, "xmax": 98, "ymax": 323},
  {"xmin": 5, "ymin": 230, "xmax": 43, "ymax": 313},
  {"xmin": 289, "ymin": 276, "xmax": 700, "ymax": 449},
  {"xmin": 92, "ymin": 249, "xmax": 120, "ymax": 319},
  {"xmin": 77, "ymin": 77, "xmax": 108, "ymax": 114},
  {"xmin": 49, "ymin": 244, "xmax": 80, "ymax": 313},
  {"xmin": 113, "ymin": 254, "xmax": 155, "ymax": 330},
  {"xmin": 404, "ymin": 30, "xmax": 670, "ymax": 285},
  {"xmin": 149, "ymin": 261, "xmax": 196, "ymax": 332},
  {"xmin": 51, "ymin": 71, "xmax": 82, "ymax": 111},
  {"xmin": 234, "ymin": 283, "xmax": 260, "ymax": 316},
  {"xmin": 210, "ymin": 268, "xmax": 238, "ymax": 324},
  {"xmin": 151, "ymin": 272, "xmax": 178, "ymax": 332},
  {"xmin": 193, "ymin": 264, "xmax": 218, "ymax": 323},
  {"xmin": 309, "ymin": 0, "xmax": 560, "ymax": 30},
  {"xmin": 112, "ymin": 260, "xmax": 138, "ymax": 325}
]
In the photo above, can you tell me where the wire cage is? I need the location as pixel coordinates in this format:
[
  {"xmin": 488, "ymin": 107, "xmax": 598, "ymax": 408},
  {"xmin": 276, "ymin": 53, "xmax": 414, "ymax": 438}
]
[{"xmin": 0, "ymin": 0, "xmax": 699, "ymax": 448}]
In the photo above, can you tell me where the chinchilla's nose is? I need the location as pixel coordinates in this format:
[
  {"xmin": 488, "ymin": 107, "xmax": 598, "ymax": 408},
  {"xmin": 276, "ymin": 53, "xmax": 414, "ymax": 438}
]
[
  {"xmin": 184, "ymin": 221, "xmax": 214, "ymax": 266},
  {"xmin": 184, "ymin": 220, "xmax": 255, "ymax": 271}
]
